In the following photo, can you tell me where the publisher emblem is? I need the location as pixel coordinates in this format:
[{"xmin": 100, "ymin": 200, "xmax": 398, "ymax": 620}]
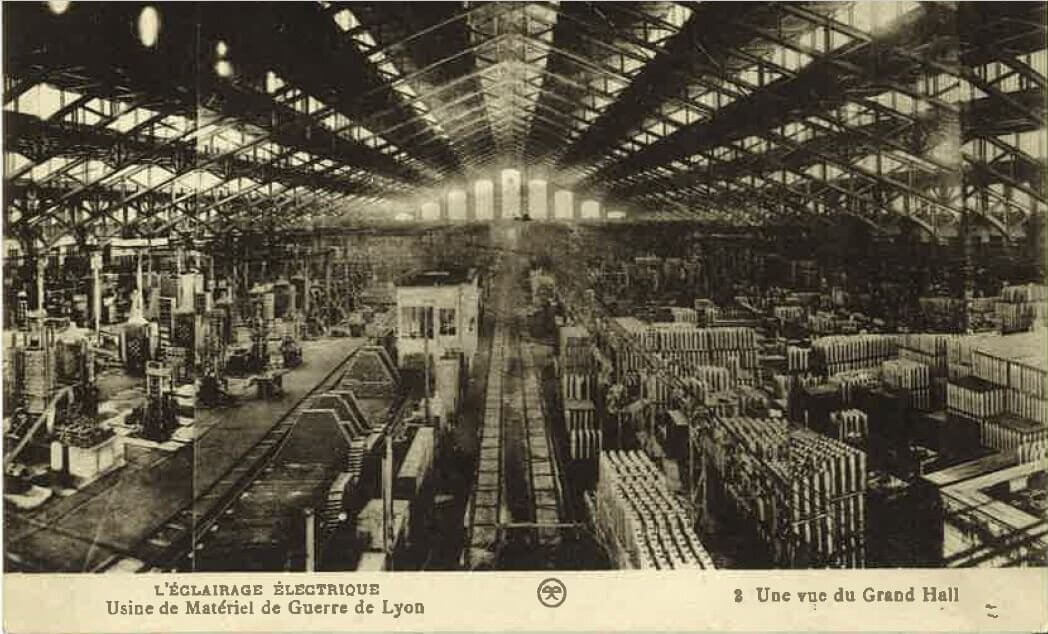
[{"xmin": 537, "ymin": 578, "xmax": 566, "ymax": 608}]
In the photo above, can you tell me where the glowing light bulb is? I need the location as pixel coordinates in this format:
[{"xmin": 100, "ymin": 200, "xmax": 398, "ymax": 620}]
[
  {"xmin": 47, "ymin": 0, "xmax": 71, "ymax": 15},
  {"xmin": 214, "ymin": 60, "xmax": 234, "ymax": 78},
  {"xmin": 137, "ymin": 6, "xmax": 161, "ymax": 48}
]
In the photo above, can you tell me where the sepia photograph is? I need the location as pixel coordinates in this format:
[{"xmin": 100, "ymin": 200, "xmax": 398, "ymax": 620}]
[{"xmin": 2, "ymin": 0, "xmax": 1046, "ymax": 584}]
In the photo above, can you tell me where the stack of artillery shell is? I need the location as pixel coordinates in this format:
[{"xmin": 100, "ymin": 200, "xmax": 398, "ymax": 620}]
[
  {"xmin": 947, "ymin": 379, "xmax": 1006, "ymax": 422},
  {"xmin": 703, "ymin": 417, "xmax": 867, "ymax": 568},
  {"xmin": 787, "ymin": 346, "xmax": 810, "ymax": 373},
  {"xmin": 565, "ymin": 399, "xmax": 599, "ymax": 460},
  {"xmin": 830, "ymin": 408, "xmax": 868, "ymax": 442},
  {"xmin": 774, "ymin": 305, "xmax": 806, "ymax": 322},
  {"xmin": 881, "ymin": 358, "xmax": 932, "ymax": 411},
  {"xmin": 561, "ymin": 372, "xmax": 594, "ymax": 400},
  {"xmin": 827, "ymin": 368, "xmax": 880, "ymax": 407},
  {"xmin": 811, "ymin": 335, "xmax": 897, "ymax": 376},
  {"xmin": 596, "ymin": 450, "xmax": 715, "ymax": 570}
]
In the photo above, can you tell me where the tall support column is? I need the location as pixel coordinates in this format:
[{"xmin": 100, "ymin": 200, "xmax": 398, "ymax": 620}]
[
  {"xmin": 302, "ymin": 254, "xmax": 311, "ymax": 314},
  {"xmin": 304, "ymin": 508, "xmax": 316, "ymax": 572},
  {"xmin": 344, "ymin": 255, "xmax": 351, "ymax": 311},
  {"xmin": 383, "ymin": 433, "xmax": 394, "ymax": 569},
  {"xmin": 959, "ymin": 195, "xmax": 975, "ymax": 333},
  {"xmin": 231, "ymin": 263, "xmax": 239, "ymax": 309},
  {"xmin": 325, "ymin": 251, "xmax": 332, "ymax": 327},
  {"xmin": 92, "ymin": 253, "xmax": 104, "ymax": 334},
  {"xmin": 424, "ymin": 304, "xmax": 432, "ymax": 426},
  {"xmin": 36, "ymin": 257, "xmax": 46, "ymax": 316}
]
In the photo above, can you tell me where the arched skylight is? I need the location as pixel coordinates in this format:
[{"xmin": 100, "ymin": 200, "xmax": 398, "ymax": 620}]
[
  {"xmin": 580, "ymin": 200, "xmax": 601, "ymax": 219},
  {"xmin": 420, "ymin": 201, "xmax": 440, "ymax": 221},
  {"xmin": 474, "ymin": 179, "xmax": 494, "ymax": 220},
  {"xmin": 554, "ymin": 190, "xmax": 574, "ymax": 220},
  {"xmin": 501, "ymin": 168, "xmax": 521, "ymax": 219},
  {"xmin": 447, "ymin": 190, "xmax": 467, "ymax": 221},
  {"xmin": 528, "ymin": 180, "xmax": 548, "ymax": 219}
]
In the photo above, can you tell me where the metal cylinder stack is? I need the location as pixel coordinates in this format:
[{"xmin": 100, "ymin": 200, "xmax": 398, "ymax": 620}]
[
  {"xmin": 795, "ymin": 373, "xmax": 822, "ymax": 391},
  {"xmin": 898, "ymin": 333, "xmax": 953, "ymax": 376},
  {"xmin": 1017, "ymin": 437, "xmax": 1048, "ymax": 464},
  {"xmin": 827, "ymin": 368, "xmax": 880, "ymax": 406},
  {"xmin": 565, "ymin": 400, "xmax": 599, "ymax": 459},
  {"xmin": 881, "ymin": 358, "xmax": 932, "ymax": 411},
  {"xmin": 774, "ymin": 305, "xmax": 806, "ymax": 322},
  {"xmin": 667, "ymin": 307, "xmax": 699, "ymax": 323},
  {"xmin": 1005, "ymin": 389, "xmax": 1048, "ymax": 426},
  {"xmin": 977, "ymin": 415, "xmax": 1046, "ymax": 456},
  {"xmin": 561, "ymin": 372, "xmax": 593, "ymax": 400},
  {"xmin": 950, "ymin": 335, "xmax": 1048, "ymax": 462},
  {"xmin": 830, "ymin": 408, "xmax": 868, "ymax": 442},
  {"xmin": 996, "ymin": 284, "xmax": 1048, "ymax": 332},
  {"xmin": 811, "ymin": 334, "xmax": 898, "ymax": 376},
  {"xmin": 558, "ymin": 324, "xmax": 592, "ymax": 371},
  {"xmin": 787, "ymin": 345, "xmax": 810, "ymax": 373},
  {"xmin": 596, "ymin": 450, "xmax": 715, "ymax": 570},
  {"xmin": 626, "ymin": 322, "xmax": 759, "ymax": 371},
  {"xmin": 704, "ymin": 417, "xmax": 867, "ymax": 568},
  {"xmin": 692, "ymin": 364, "xmax": 732, "ymax": 393},
  {"xmin": 946, "ymin": 379, "xmax": 1006, "ymax": 421}
]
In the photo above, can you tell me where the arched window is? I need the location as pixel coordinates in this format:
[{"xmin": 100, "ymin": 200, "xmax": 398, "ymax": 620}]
[
  {"xmin": 580, "ymin": 199, "xmax": 600, "ymax": 219},
  {"xmin": 501, "ymin": 168, "xmax": 521, "ymax": 219},
  {"xmin": 474, "ymin": 179, "xmax": 494, "ymax": 220},
  {"xmin": 554, "ymin": 190, "xmax": 574, "ymax": 220},
  {"xmin": 420, "ymin": 201, "xmax": 440, "ymax": 221},
  {"xmin": 447, "ymin": 190, "xmax": 467, "ymax": 221},
  {"xmin": 528, "ymin": 180, "xmax": 548, "ymax": 219}
]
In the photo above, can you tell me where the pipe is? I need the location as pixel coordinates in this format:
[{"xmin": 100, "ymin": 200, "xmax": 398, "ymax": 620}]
[{"xmin": 304, "ymin": 508, "xmax": 316, "ymax": 572}]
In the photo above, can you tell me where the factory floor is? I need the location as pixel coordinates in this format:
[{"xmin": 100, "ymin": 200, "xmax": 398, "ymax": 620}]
[
  {"xmin": 94, "ymin": 371, "xmax": 145, "ymax": 402},
  {"xmin": 192, "ymin": 337, "xmax": 365, "ymax": 487},
  {"xmin": 4, "ymin": 337, "xmax": 365, "ymax": 572}
]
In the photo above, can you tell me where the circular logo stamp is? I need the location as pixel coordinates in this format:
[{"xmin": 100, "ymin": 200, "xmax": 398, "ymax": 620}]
[{"xmin": 537, "ymin": 577, "xmax": 567, "ymax": 608}]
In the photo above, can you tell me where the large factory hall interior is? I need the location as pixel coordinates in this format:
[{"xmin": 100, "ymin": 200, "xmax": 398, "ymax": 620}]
[{"xmin": 3, "ymin": 1, "xmax": 1047, "ymax": 573}]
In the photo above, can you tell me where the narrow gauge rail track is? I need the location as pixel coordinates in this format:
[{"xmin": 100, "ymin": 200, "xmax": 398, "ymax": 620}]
[
  {"xmin": 514, "ymin": 327, "xmax": 564, "ymax": 539},
  {"xmin": 95, "ymin": 343, "xmax": 378, "ymax": 573},
  {"xmin": 467, "ymin": 261, "xmax": 567, "ymax": 567},
  {"xmin": 466, "ymin": 287, "xmax": 508, "ymax": 565}
]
